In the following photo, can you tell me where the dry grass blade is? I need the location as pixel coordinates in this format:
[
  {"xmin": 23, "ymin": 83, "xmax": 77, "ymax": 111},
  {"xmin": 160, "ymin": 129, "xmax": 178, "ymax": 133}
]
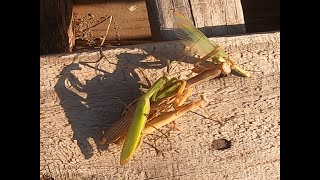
[{"xmin": 101, "ymin": 16, "xmax": 113, "ymax": 46}]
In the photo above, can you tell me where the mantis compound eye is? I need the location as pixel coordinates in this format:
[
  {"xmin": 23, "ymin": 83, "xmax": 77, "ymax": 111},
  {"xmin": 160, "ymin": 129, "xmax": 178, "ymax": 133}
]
[{"xmin": 221, "ymin": 62, "xmax": 231, "ymax": 74}]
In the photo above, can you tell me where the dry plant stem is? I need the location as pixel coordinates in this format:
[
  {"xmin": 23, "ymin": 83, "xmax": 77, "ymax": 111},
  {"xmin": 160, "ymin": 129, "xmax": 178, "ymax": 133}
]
[
  {"xmin": 101, "ymin": 16, "xmax": 113, "ymax": 46},
  {"xmin": 82, "ymin": 15, "xmax": 112, "ymax": 33}
]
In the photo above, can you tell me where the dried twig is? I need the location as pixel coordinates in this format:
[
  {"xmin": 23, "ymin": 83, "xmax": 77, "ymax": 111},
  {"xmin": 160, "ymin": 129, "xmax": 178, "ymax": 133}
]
[{"xmin": 100, "ymin": 16, "xmax": 113, "ymax": 46}]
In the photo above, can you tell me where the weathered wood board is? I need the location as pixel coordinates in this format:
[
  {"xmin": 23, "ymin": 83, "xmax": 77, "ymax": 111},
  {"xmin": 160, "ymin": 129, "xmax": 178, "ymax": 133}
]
[
  {"xmin": 146, "ymin": 0, "xmax": 246, "ymax": 41},
  {"xmin": 40, "ymin": 31, "xmax": 280, "ymax": 179},
  {"xmin": 40, "ymin": 0, "xmax": 74, "ymax": 55}
]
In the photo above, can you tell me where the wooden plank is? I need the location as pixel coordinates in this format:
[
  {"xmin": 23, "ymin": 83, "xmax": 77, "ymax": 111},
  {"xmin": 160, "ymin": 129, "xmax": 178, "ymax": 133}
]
[
  {"xmin": 40, "ymin": 0, "xmax": 75, "ymax": 55},
  {"xmin": 188, "ymin": 0, "xmax": 245, "ymax": 35},
  {"xmin": 40, "ymin": 32, "xmax": 280, "ymax": 179},
  {"xmin": 145, "ymin": 0, "xmax": 193, "ymax": 41},
  {"xmin": 146, "ymin": 0, "xmax": 246, "ymax": 41}
]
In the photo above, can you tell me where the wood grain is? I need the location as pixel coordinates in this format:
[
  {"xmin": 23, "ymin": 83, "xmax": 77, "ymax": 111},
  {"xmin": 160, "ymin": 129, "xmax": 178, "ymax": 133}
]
[
  {"xmin": 146, "ymin": 0, "xmax": 246, "ymax": 41},
  {"xmin": 40, "ymin": 31, "xmax": 280, "ymax": 179}
]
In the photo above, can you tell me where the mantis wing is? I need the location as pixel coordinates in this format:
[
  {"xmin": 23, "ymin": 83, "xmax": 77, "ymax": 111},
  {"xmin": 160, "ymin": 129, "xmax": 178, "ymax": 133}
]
[
  {"xmin": 173, "ymin": 11, "xmax": 228, "ymax": 59},
  {"xmin": 173, "ymin": 11, "xmax": 251, "ymax": 77}
]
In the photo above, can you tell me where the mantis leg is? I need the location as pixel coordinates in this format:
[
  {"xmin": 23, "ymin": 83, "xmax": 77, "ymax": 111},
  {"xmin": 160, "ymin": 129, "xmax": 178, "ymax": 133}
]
[
  {"xmin": 142, "ymin": 95, "xmax": 206, "ymax": 135},
  {"xmin": 173, "ymin": 80, "xmax": 187, "ymax": 107},
  {"xmin": 172, "ymin": 83, "xmax": 193, "ymax": 131},
  {"xmin": 174, "ymin": 83, "xmax": 193, "ymax": 108}
]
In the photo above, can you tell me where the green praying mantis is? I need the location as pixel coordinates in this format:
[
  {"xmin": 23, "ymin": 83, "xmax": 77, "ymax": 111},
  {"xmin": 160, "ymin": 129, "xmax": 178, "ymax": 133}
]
[
  {"xmin": 102, "ymin": 11, "xmax": 251, "ymax": 166},
  {"xmin": 120, "ymin": 74, "xmax": 201, "ymax": 165}
]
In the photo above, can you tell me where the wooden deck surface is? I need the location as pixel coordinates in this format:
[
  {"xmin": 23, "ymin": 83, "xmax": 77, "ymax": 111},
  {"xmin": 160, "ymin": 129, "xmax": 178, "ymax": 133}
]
[{"xmin": 40, "ymin": 31, "xmax": 280, "ymax": 179}]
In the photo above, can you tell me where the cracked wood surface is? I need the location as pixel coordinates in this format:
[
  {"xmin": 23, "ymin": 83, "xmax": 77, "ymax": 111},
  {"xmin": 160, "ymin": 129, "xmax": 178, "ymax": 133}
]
[{"xmin": 40, "ymin": 31, "xmax": 280, "ymax": 179}]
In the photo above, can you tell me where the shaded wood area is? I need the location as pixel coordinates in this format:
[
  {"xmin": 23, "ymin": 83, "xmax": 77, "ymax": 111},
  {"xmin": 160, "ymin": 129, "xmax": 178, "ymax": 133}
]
[
  {"xmin": 241, "ymin": 0, "xmax": 280, "ymax": 32},
  {"xmin": 146, "ymin": 0, "xmax": 246, "ymax": 41},
  {"xmin": 40, "ymin": 32, "xmax": 280, "ymax": 179},
  {"xmin": 40, "ymin": 0, "xmax": 75, "ymax": 55}
]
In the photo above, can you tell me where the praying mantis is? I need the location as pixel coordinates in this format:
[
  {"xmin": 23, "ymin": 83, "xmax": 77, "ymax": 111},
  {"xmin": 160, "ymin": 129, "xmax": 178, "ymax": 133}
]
[
  {"xmin": 103, "ymin": 64, "xmax": 229, "ymax": 165},
  {"xmin": 173, "ymin": 11, "xmax": 251, "ymax": 78},
  {"xmin": 102, "ymin": 11, "xmax": 251, "ymax": 166},
  {"xmin": 119, "ymin": 74, "xmax": 203, "ymax": 165}
]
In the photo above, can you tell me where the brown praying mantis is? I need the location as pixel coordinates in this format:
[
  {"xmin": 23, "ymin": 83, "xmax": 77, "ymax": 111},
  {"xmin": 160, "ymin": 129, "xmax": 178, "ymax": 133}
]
[
  {"xmin": 102, "ymin": 64, "xmax": 230, "ymax": 165},
  {"xmin": 101, "ymin": 11, "xmax": 251, "ymax": 166},
  {"xmin": 173, "ymin": 11, "xmax": 251, "ymax": 78}
]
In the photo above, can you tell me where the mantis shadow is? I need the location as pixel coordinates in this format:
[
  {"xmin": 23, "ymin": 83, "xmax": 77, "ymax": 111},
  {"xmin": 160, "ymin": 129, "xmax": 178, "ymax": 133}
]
[{"xmin": 54, "ymin": 51, "xmax": 170, "ymax": 159}]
